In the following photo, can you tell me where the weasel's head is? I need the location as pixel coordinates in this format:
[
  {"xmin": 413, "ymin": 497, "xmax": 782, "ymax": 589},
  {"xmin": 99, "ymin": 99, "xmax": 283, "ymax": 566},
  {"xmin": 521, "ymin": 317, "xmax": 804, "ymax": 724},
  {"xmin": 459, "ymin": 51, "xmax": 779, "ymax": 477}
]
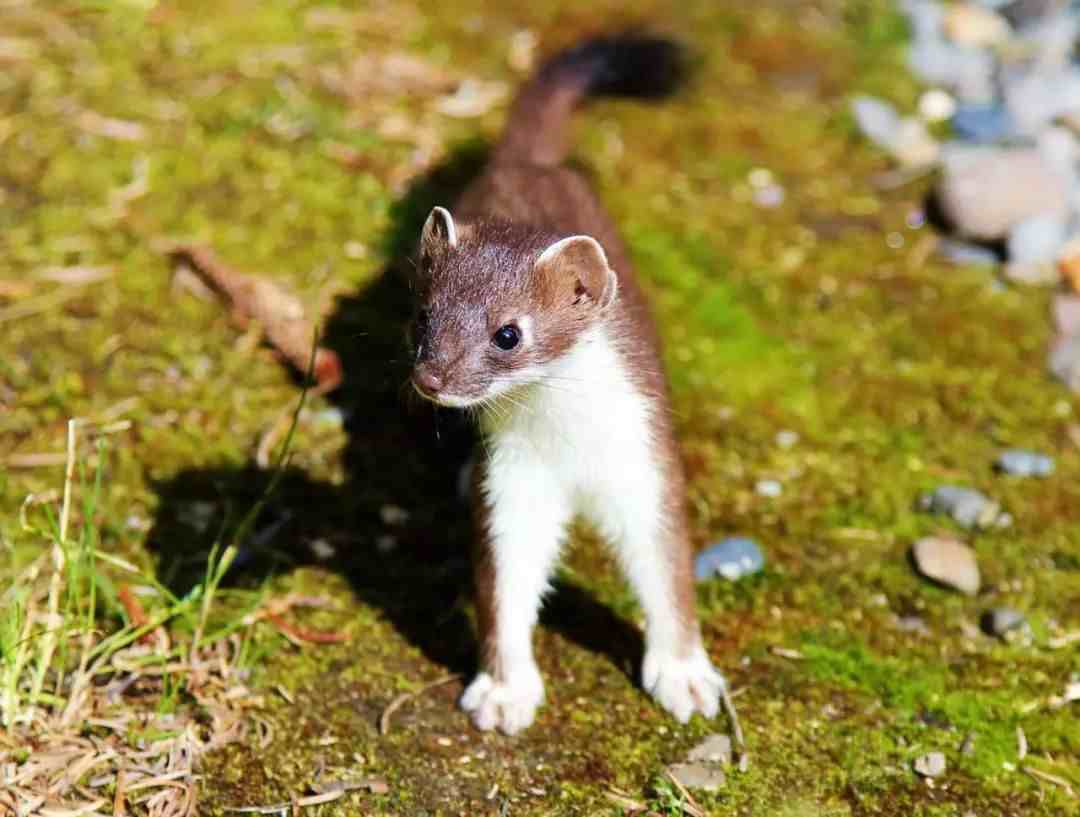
[{"xmin": 409, "ymin": 206, "xmax": 618, "ymax": 409}]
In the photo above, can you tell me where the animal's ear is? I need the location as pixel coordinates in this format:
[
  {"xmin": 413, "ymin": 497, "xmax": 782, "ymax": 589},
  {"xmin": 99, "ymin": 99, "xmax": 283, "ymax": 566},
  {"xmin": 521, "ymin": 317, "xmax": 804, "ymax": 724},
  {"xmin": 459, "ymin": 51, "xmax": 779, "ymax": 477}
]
[
  {"xmin": 421, "ymin": 206, "xmax": 458, "ymax": 255},
  {"xmin": 535, "ymin": 235, "xmax": 618, "ymax": 309}
]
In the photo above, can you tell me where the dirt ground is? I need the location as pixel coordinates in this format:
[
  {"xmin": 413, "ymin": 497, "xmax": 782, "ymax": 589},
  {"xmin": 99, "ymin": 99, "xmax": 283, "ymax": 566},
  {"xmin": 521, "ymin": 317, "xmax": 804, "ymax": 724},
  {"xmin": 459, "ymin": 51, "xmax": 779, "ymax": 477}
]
[{"xmin": 3, "ymin": 0, "xmax": 1078, "ymax": 814}]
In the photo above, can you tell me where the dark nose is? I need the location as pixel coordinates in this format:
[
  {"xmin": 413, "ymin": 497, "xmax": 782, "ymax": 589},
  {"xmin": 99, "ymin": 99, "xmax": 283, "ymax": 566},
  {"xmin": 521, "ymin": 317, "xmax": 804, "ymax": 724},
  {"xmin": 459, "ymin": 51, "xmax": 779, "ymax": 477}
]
[{"xmin": 413, "ymin": 366, "xmax": 443, "ymax": 396}]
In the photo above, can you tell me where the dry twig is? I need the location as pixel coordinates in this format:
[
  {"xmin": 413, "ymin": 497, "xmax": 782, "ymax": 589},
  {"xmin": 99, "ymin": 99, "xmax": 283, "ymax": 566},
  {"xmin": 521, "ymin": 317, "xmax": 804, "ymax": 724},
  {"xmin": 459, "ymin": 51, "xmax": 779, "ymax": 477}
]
[
  {"xmin": 379, "ymin": 675, "xmax": 460, "ymax": 735},
  {"xmin": 165, "ymin": 244, "xmax": 342, "ymax": 392}
]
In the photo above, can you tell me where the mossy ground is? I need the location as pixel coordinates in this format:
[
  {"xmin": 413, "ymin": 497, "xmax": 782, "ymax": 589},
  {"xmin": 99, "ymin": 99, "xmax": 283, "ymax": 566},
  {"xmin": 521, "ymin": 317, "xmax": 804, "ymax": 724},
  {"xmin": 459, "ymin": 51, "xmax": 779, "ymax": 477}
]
[{"xmin": 3, "ymin": 0, "xmax": 1078, "ymax": 814}]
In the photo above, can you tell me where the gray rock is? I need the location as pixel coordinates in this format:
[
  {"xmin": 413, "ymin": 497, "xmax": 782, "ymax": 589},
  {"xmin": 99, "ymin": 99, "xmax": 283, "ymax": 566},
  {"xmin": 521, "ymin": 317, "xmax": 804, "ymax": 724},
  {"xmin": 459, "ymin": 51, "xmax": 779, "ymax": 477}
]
[
  {"xmin": 686, "ymin": 734, "xmax": 733, "ymax": 766},
  {"xmin": 851, "ymin": 96, "xmax": 939, "ymax": 166},
  {"xmin": 918, "ymin": 485, "xmax": 1007, "ymax": 529},
  {"xmin": 1004, "ymin": 67, "xmax": 1080, "ymax": 135},
  {"xmin": 695, "ymin": 537, "xmax": 766, "ymax": 582},
  {"xmin": 1049, "ymin": 334, "xmax": 1080, "ymax": 391},
  {"xmin": 914, "ymin": 752, "xmax": 947, "ymax": 777},
  {"xmin": 911, "ymin": 535, "xmax": 981, "ymax": 595},
  {"xmin": 981, "ymin": 607, "xmax": 1027, "ymax": 636},
  {"xmin": 908, "ymin": 39, "xmax": 996, "ymax": 101},
  {"xmin": 1001, "ymin": 0, "xmax": 1061, "ymax": 28},
  {"xmin": 900, "ymin": 0, "xmax": 946, "ymax": 43},
  {"xmin": 1053, "ymin": 294, "xmax": 1080, "ymax": 336},
  {"xmin": 1013, "ymin": 10, "xmax": 1079, "ymax": 69},
  {"xmin": 1002, "ymin": 261, "xmax": 1060, "ymax": 286},
  {"xmin": 937, "ymin": 238, "xmax": 1000, "ymax": 266},
  {"xmin": 896, "ymin": 615, "xmax": 929, "ymax": 633},
  {"xmin": 1006, "ymin": 214, "xmax": 1067, "ymax": 265},
  {"xmin": 937, "ymin": 146, "xmax": 1069, "ymax": 240},
  {"xmin": 667, "ymin": 762, "xmax": 725, "ymax": 791},
  {"xmin": 995, "ymin": 449, "xmax": 1054, "ymax": 477},
  {"xmin": 951, "ymin": 104, "xmax": 1016, "ymax": 143}
]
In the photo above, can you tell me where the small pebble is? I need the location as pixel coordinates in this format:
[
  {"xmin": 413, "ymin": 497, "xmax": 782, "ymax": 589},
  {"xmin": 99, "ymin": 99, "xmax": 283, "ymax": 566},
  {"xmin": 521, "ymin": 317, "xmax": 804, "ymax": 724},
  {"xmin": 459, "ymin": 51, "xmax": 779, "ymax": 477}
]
[
  {"xmin": 942, "ymin": 3, "xmax": 1011, "ymax": 48},
  {"xmin": 911, "ymin": 535, "xmax": 981, "ymax": 595},
  {"xmin": 1052, "ymin": 294, "xmax": 1080, "ymax": 336},
  {"xmin": 908, "ymin": 39, "xmax": 996, "ymax": 102},
  {"xmin": 1002, "ymin": 260, "xmax": 1060, "ymax": 286},
  {"xmin": 936, "ymin": 238, "xmax": 999, "ymax": 266},
  {"xmin": 686, "ymin": 734, "xmax": 733, "ymax": 766},
  {"xmin": 919, "ymin": 88, "xmax": 957, "ymax": 122},
  {"xmin": 311, "ymin": 406, "xmax": 346, "ymax": 428},
  {"xmin": 913, "ymin": 751, "xmax": 947, "ymax": 778},
  {"xmin": 918, "ymin": 485, "xmax": 1007, "ymax": 529},
  {"xmin": 666, "ymin": 762, "xmax": 726, "ymax": 792},
  {"xmin": 1049, "ymin": 334, "xmax": 1080, "ymax": 392},
  {"xmin": 775, "ymin": 429, "xmax": 800, "ymax": 449},
  {"xmin": 379, "ymin": 504, "xmax": 410, "ymax": 526},
  {"xmin": 752, "ymin": 184, "xmax": 785, "ymax": 209},
  {"xmin": 755, "ymin": 479, "xmax": 783, "ymax": 497},
  {"xmin": 1004, "ymin": 67, "xmax": 1080, "ymax": 135},
  {"xmin": 994, "ymin": 449, "xmax": 1054, "ymax": 477},
  {"xmin": 896, "ymin": 615, "xmax": 928, "ymax": 633},
  {"xmin": 695, "ymin": 537, "xmax": 766, "ymax": 582},
  {"xmin": 850, "ymin": 96, "xmax": 939, "ymax": 166},
  {"xmin": 950, "ymin": 103, "xmax": 1015, "ymax": 143},
  {"xmin": 309, "ymin": 538, "xmax": 335, "ymax": 561},
  {"xmin": 936, "ymin": 146, "xmax": 1068, "ymax": 240},
  {"xmin": 1006, "ymin": 214, "xmax": 1067, "ymax": 267},
  {"xmin": 980, "ymin": 607, "xmax": 1027, "ymax": 637}
]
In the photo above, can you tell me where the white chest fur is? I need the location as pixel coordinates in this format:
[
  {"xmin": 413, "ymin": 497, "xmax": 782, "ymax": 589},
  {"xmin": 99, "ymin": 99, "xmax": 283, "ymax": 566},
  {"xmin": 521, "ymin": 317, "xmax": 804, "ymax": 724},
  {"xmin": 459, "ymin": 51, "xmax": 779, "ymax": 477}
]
[{"xmin": 480, "ymin": 325, "xmax": 661, "ymax": 530}]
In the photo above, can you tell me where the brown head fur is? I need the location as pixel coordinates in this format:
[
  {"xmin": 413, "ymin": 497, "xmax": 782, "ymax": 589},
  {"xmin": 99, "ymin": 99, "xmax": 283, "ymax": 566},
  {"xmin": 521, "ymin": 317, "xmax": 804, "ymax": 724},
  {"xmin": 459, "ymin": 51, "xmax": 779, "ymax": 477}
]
[{"xmin": 410, "ymin": 208, "xmax": 617, "ymax": 406}]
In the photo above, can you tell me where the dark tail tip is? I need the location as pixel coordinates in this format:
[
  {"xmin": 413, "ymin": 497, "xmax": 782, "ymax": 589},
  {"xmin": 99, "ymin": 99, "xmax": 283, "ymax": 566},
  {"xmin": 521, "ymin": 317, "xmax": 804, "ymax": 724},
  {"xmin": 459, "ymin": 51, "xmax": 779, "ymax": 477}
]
[{"xmin": 545, "ymin": 34, "xmax": 688, "ymax": 100}]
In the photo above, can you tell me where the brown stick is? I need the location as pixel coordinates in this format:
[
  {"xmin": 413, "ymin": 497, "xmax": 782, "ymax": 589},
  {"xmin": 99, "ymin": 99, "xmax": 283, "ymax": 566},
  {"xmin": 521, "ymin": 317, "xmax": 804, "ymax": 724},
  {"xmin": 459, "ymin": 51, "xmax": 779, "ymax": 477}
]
[
  {"xmin": 166, "ymin": 244, "xmax": 342, "ymax": 391},
  {"xmin": 266, "ymin": 613, "xmax": 350, "ymax": 645},
  {"xmin": 378, "ymin": 674, "xmax": 460, "ymax": 735}
]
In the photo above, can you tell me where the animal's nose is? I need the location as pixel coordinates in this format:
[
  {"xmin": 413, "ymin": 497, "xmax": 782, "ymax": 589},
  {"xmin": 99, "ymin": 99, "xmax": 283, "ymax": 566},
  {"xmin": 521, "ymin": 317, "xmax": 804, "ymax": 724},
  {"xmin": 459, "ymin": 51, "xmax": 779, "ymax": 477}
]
[{"xmin": 412, "ymin": 366, "xmax": 444, "ymax": 396}]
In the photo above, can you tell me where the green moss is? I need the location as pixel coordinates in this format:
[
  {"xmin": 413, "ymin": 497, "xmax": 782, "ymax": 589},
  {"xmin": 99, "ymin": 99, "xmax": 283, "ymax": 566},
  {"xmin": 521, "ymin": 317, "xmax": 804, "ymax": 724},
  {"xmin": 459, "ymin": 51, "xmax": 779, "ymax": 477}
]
[{"xmin": 3, "ymin": 0, "xmax": 1078, "ymax": 814}]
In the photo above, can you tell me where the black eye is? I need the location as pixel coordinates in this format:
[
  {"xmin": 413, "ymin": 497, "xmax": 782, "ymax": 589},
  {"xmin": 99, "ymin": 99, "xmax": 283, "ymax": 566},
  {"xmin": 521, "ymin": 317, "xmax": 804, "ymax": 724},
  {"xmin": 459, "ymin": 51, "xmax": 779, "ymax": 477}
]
[{"xmin": 492, "ymin": 324, "xmax": 520, "ymax": 351}]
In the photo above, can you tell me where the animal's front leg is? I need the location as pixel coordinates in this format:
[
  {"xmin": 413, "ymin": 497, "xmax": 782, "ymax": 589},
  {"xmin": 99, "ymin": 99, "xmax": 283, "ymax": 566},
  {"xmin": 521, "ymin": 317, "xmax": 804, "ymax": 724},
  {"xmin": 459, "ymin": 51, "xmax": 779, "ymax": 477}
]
[
  {"xmin": 596, "ymin": 470, "xmax": 726, "ymax": 723},
  {"xmin": 460, "ymin": 459, "xmax": 570, "ymax": 735}
]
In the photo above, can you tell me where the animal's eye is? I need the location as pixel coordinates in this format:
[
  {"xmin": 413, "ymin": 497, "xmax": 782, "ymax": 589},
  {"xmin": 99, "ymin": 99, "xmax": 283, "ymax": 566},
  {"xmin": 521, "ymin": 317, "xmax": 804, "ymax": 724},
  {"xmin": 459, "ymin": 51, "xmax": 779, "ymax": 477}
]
[{"xmin": 492, "ymin": 324, "xmax": 520, "ymax": 351}]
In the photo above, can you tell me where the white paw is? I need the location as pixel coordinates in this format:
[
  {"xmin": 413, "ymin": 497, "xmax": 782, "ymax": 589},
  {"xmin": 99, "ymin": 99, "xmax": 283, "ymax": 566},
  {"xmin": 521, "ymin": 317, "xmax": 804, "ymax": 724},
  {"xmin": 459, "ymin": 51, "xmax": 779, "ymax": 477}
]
[
  {"xmin": 459, "ymin": 668, "xmax": 544, "ymax": 735},
  {"xmin": 643, "ymin": 645, "xmax": 726, "ymax": 723}
]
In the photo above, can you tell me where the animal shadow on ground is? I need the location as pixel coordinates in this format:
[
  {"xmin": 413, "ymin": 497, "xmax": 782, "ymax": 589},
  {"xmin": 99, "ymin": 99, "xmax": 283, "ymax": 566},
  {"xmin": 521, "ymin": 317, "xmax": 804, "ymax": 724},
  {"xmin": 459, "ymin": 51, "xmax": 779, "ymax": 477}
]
[{"xmin": 146, "ymin": 143, "xmax": 644, "ymax": 687}]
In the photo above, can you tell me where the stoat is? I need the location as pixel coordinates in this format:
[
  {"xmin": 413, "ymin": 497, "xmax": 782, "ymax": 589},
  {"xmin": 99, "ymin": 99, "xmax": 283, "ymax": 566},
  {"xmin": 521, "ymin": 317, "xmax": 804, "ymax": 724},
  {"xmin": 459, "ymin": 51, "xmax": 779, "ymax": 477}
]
[{"xmin": 409, "ymin": 34, "xmax": 725, "ymax": 734}]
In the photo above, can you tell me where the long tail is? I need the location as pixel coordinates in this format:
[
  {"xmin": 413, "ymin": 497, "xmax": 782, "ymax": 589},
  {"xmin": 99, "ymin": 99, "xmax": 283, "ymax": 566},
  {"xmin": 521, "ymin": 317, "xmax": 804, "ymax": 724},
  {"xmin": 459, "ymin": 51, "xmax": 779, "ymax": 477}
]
[{"xmin": 493, "ymin": 34, "xmax": 686, "ymax": 168}]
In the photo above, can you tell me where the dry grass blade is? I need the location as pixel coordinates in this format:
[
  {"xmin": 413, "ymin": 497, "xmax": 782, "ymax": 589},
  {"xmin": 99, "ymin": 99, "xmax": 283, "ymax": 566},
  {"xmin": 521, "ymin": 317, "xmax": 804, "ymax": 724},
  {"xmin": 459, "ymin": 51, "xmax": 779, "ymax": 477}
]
[
  {"xmin": 663, "ymin": 769, "xmax": 706, "ymax": 817},
  {"xmin": 4, "ymin": 420, "xmax": 264, "ymax": 817},
  {"xmin": 604, "ymin": 789, "xmax": 646, "ymax": 812},
  {"xmin": 378, "ymin": 675, "xmax": 460, "ymax": 735},
  {"xmin": 310, "ymin": 778, "xmax": 389, "ymax": 796},
  {"xmin": 720, "ymin": 682, "xmax": 746, "ymax": 762},
  {"xmin": 1022, "ymin": 766, "xmax": 1076, "ymax": 797}
]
